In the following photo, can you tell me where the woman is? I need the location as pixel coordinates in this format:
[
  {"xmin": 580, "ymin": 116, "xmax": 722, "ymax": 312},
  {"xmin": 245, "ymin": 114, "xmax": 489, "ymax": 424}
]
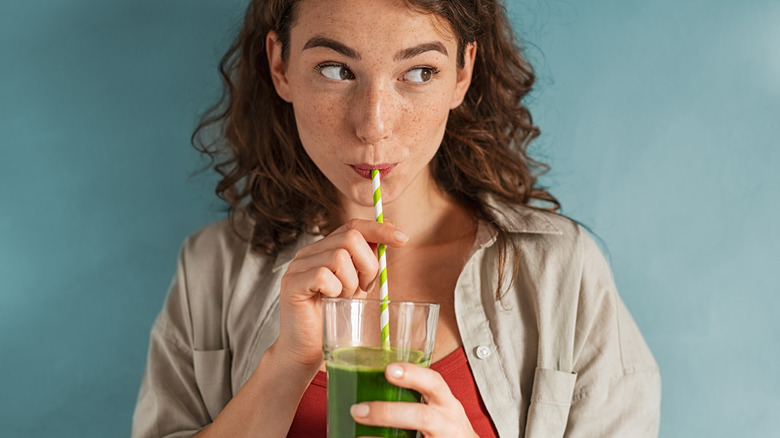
[{"xmin": 132, "ymin": 0, "xmax": 661, "ymax": 436}]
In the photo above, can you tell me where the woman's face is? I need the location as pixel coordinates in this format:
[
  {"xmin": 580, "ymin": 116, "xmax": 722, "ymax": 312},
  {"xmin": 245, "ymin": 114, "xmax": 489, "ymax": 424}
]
[{"xmin": 267, "ymin": 0, "xmax": 475, "ymax": 215}]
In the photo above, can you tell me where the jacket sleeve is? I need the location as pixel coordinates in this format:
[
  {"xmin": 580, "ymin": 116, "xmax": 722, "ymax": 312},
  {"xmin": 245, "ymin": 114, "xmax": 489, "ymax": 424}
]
[
  {"xmin": 131, "ymin": 240, "xmax": 211, "ymax": 438},
  {"xmin": 564, "ymin": 234, "xmax": 661, "ymax": 437}
]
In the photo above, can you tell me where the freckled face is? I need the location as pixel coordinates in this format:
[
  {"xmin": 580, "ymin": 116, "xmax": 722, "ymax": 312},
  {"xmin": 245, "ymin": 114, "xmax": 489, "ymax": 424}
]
[{"xmin": 267, "ymin": 0, "xmax": 473, "ymax": 214}]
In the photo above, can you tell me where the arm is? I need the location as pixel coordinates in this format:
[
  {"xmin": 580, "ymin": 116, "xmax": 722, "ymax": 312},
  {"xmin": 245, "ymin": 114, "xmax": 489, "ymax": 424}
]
[
  {"xmin": 197, "ymin": 220, "xmax": 409, "ymax": 437},
  {"xmin": 132, "ymin": 308, "xmax": 320, "ymax": 438},
  {"xmin": 195, "ymin": 344, "xmax": 319, "ymax": 437},
  {"xmin": 521, "ymin": 229, "xmax": 661, "ymax": 438},
  {"xmin": 132, "ymin": 240, "xmax": 214, "ymax": 438},
  {"xmin": 564, "ymin": 235, "xmax": 661, "ymax": 437},
  {"xmin": 132, "ymin": 290, "xmax": 320, "ymax": 438},
  {"xmin": 133, "ymin": 220, "xmax": 409, "ymax": 437},
  {"xmin": 564, "ymin": 299, "xmax": 661, "ymax": 437}
]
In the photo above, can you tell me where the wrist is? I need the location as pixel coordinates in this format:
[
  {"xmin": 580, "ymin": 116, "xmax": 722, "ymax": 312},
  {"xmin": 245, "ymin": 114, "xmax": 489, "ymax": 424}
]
[
  {"xmin": 264, "ymin": 341, "xmax": 323, "ymax": 376},
  {"xmin": 200, "ymin": 342, "xmax": 322, "ymax": 437}
]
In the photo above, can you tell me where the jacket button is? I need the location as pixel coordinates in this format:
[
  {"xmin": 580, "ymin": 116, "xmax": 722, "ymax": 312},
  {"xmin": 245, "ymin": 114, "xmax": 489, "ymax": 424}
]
[{"xmin": 475, "ymin": 345, "xmax": 492, "ymax": 359}]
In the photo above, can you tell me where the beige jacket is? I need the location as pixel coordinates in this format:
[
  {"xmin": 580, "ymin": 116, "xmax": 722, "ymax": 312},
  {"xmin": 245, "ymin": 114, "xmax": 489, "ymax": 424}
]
[{"xmin": 132, "ymin": 203, "xmax": 660, "ymax": 437}]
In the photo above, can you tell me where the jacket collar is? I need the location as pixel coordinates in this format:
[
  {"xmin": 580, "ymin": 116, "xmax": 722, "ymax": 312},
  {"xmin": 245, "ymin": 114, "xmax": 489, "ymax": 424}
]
[{"xmin": 482, "ymin": 194, "xmax": 563, "ymax": 235}]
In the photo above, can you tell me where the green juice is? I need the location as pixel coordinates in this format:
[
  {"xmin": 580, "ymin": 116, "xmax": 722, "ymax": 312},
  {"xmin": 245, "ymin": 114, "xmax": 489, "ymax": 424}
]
[{"xmin": 326, "ymin": 346, "xmax": 430, "ymax": 438}]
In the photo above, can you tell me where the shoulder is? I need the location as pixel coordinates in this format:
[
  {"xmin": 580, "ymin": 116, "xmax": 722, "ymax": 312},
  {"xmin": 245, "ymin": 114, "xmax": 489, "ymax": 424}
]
[
  {"xmin": 176, "ymin": 217, "xmax": 323, "ymax": 294},
  {"xmin": 488, "ymin": 205, "xmax": 626, "ymax": 341},
  {"xmin": 161, "ymin": 217, "xmax": 278, "ymax": 349},
  {"xmin": 181, "ymin": 217, "xmax": 250, "ymax": 261},
  {"xmin": 502, "ymin": 206, "xmax": 615, "ymax": 303},
  {"xmin": 178, "ymin": 215, "xmax": 274, "ymax": 275},
  {"xmin": 174, "ymin": 217, "xmax": 275, "ymax": 309},
  {"xmin": 493, "ymin": 203, "xmax": 598, "ymax": 264}
]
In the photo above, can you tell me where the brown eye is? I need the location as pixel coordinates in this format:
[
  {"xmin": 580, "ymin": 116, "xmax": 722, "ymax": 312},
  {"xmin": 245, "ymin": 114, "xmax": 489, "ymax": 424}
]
[
  {"xmin": 319, "ymin": 64, "xmax": 355, "ymax": 81},
  {"xmin": 339, "ymin": 66, "xmax": 354, "ymax": 80},
  {"xmin": 403, "ymin": 67, "xmax": 437, "ymax": 83}
]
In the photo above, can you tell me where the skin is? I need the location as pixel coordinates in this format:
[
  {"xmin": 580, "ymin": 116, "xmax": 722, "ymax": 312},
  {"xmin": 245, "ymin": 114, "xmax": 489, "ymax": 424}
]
[
  {"xmin": 197, "ymin": 0, "xmax": 480, "ymax": 436},
  {"xmin": 270, "ymin": 0, "xmax": 472, "ymax": 216}
]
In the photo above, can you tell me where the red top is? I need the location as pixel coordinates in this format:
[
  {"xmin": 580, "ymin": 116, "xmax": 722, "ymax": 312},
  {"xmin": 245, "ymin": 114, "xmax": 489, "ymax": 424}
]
[{"xmin": 288, "ymin": 347, "xmax": 499, "ymax": 437}]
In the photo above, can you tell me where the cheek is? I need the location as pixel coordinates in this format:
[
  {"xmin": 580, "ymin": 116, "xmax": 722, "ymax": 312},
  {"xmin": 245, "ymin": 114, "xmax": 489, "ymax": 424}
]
[
  {"xmin": 401, "ymin": 92, "xmax": 451, "ymax": 143},
  {"xmin": 294, "ymin": 94, "xmax": 344, "ymax": 146}
]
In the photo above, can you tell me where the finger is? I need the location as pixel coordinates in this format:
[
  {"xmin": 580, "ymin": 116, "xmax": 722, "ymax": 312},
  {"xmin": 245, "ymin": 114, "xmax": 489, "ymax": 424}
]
[
  {"xmin": 293, "ymin": 219, "xmax": 408, "ymax": 290},
  {"xmin": 331, "ymin": 218, "xmax": 409, "ymax": 248},
  {"xmin": 335, "ymin": 228, "xmax": 380, "ymax": 291},
  {"xmin": 287, "ymin": 248, "xmax": 361, "ymax": 296},
  {"xmin": 384, "ymin": 363, "xmax": 456, "ymax": 407},
  {"xmin": 280, "ymin": 267, "xmax": 344, "ymax": 300},
  {"xmin": 294, "ymin": 228, "xmax": 379, "ymax": 291},
  {"xmin": 332, "ymin": 221, "xmax": 407, "ymax": 290},
  {"xmin": 350, "ymin": 401, "xmax": 436, "ymax": 434}
]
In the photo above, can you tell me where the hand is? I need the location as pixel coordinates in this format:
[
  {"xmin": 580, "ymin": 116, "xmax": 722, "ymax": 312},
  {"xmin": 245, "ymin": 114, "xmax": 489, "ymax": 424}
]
[
  {"xmin": 274, "ymin": 219, "xmax": 409, "ymax": 369},
  {"xmin": 349, "ymin": 363, "xmax": 479, "ymax": 437}
]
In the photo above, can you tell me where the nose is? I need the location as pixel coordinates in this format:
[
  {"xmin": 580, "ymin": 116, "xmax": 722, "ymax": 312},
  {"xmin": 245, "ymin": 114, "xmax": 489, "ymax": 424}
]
[{"xmin": 350, "ymin": 82, "xmax": 395, "ymax": 145}]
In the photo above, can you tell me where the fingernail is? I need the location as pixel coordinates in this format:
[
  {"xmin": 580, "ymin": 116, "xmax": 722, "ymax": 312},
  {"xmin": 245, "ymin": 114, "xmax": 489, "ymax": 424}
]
[
  {"xmin": 386, "ymin": 363, "xmax": 404, "ymax": 379},
  {"xmin": 393, "ymin": 230, "xmax": 409, "ymax": 242},
  {"xmin": 350, "ymin": 403, "xmax": 369, "ymax": 417}
]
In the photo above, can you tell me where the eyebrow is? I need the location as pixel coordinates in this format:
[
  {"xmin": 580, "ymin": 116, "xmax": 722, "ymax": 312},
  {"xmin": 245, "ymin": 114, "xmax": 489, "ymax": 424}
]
[
  {"xmin": 303, "ymin": 37, "xmax": 361, "ymax": 59},
  {"xmin": 394, "ymin": 42, "xmax": 448, "ymax": 60},
  {"xmin": 302, "ymin": 37, "xmax": 449, "ymax": 61}
]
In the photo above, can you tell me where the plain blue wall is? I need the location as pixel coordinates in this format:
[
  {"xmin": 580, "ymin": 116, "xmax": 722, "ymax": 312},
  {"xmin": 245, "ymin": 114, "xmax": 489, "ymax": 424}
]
[{"xmin": 1, "ymin": 0, "xmax": 778, "ymax": 436}]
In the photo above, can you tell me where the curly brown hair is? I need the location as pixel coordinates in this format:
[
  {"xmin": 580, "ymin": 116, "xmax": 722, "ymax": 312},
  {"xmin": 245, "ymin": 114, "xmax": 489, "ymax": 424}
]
[{"xmin": 193, "ymin": 0, "xmax": 560, "ymax": 267}]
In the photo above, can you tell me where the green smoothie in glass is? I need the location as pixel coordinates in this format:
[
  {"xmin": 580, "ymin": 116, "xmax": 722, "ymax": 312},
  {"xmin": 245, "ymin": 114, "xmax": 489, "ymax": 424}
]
[
  {"xmin": 326, "ymin": 346, "xmax": 431, "ymax": 438},
  {"xmin": 322, "ymin": 298, "xmax": 439, "ymax": 438}
]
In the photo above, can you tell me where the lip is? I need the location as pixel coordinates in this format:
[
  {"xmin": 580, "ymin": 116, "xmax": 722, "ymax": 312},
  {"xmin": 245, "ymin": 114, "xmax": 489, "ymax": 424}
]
[{"xmin": 350, "ymin": 163, "xmax": 396, "ymax": 179}]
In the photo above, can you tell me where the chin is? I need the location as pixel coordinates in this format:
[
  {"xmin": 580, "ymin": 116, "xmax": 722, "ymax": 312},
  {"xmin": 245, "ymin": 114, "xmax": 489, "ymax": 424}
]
[{"xmin": 337, "ymin": 185, "xmax": 376, "ymax": 212}]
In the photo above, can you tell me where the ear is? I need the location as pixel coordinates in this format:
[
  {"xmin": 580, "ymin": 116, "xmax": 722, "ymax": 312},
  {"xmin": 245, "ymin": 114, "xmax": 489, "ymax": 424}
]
[
  {"xmin": 450, "ymin": 42, "xmax": 477, "ymax": 109},
  {"xmin": 266, "ymin": 31, "xmax": 292, "ymax": 102}
]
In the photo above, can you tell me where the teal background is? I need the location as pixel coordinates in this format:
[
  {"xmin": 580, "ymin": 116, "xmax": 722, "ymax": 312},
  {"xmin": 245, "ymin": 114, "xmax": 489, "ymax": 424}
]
[{"xmin": 1, "ymin": 0, "xmax": 778, "ymax": 436}]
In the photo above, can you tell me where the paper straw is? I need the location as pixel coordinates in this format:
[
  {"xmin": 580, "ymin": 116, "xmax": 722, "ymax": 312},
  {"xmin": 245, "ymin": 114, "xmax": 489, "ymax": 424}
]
[{"xmin": 371, "ymin": 169, "xmax": 390, "ymax": 349}]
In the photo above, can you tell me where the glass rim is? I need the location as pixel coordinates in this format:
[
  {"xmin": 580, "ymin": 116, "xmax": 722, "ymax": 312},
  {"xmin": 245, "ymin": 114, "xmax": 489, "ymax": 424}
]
[{"xmin": 321, "ymin": 296, "xmax": 440, "ymax": 309}]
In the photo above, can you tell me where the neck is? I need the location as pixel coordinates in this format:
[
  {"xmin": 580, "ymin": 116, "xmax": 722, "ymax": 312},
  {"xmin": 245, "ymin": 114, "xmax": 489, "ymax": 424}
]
[{"xmin": 337, "ymin": 172, "xmax": 475, "ymax": 248}]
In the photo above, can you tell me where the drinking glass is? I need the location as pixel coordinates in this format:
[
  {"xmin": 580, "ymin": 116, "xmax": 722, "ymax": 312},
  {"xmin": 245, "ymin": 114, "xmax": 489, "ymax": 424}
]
[{"xmin": 322, "ymin": 297, "xmax": 439, "ymax": 438}]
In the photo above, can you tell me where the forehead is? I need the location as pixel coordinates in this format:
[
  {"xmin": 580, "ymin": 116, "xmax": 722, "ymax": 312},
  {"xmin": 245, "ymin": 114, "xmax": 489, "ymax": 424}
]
[{"xmin": 289, "ymin": 0, "xmax": 456, "ymax": 51}]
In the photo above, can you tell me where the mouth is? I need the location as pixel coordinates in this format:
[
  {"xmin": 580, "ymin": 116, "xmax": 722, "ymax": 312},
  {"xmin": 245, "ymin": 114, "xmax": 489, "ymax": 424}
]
[{"xmin": 350, "ymin": 163, "xmax": 396, "ymax": 180}]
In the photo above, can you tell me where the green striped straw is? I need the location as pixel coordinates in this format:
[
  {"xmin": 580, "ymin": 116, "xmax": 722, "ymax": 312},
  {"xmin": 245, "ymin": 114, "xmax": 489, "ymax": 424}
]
[{"xmin": 371, "ymin": 169, "xmax": 390, "ymax": 350}]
